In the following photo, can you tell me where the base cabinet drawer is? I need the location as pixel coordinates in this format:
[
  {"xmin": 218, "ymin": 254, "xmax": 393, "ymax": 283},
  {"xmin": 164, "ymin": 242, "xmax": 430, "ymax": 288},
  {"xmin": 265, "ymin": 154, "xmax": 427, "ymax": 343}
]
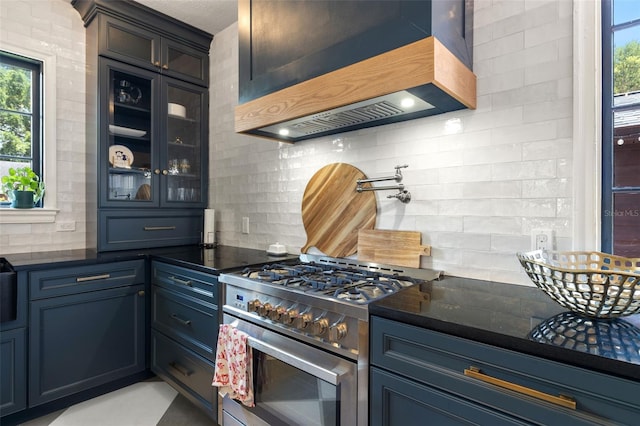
[
  {"xmin": 99, "ymin": 210, "xmax": 203, "ymax": 251},
  {"xmin": 370, "ymin": 316, "xmax": 636, "ymax": 425},
  {"xmin": 370, "ymin": 367, "xmax": 528, "ymax": 426},
  {"xmin": 151, "ymin": 260, "xmax": 219, "ymax": 303},
  {"xmin": 151, "ymin": 330, "xmax": 216, "ymax": 420},
  {"xmin": 29, "ymin": 260, "xmax": 145, "ymax": 299},
  {"xmin": 151, "ymin": 286, "xmax": 218, "ymax": 361},
  {"xmin": 0, "ymin": 328, "xmax": 26, "ymax": 417}
]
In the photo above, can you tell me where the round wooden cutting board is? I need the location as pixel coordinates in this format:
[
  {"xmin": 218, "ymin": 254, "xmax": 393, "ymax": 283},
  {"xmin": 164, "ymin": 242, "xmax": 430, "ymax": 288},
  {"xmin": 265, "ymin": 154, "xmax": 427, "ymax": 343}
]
[{"xmin": 301, "ymin": 163, "xmax": 377, "ymax": 257}]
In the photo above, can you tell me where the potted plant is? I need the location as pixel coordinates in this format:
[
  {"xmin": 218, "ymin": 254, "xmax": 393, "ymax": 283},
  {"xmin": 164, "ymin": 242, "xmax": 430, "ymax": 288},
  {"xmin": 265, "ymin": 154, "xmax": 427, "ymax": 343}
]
[{"xmin": 1, "ymin": 166, "xmax": 45, "ymax": 208}]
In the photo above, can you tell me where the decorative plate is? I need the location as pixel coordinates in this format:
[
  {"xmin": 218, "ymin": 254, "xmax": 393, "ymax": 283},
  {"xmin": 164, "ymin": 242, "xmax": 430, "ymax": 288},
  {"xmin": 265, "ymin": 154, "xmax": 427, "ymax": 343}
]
[
  {"xmin": 109, "ymin": 145, "xmax": 134, "ymax": 168},
  {"xmin": 109, "ymin": 124, "xmax": 146, "ymax": 138}
]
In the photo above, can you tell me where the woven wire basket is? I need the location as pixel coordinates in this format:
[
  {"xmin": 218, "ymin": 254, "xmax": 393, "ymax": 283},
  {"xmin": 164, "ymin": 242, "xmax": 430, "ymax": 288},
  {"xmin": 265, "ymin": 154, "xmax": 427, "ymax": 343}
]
[{"xmin": 517, "ymin": 250, "xmax": 640, "ymax": 319}]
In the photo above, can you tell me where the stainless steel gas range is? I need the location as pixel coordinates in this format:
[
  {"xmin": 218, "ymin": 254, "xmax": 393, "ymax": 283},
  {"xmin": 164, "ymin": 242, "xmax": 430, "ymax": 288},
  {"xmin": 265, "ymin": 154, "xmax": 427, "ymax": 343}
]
[{"xmin": 218, "ymin": 254, "xmax": 441, "ymax": 426}]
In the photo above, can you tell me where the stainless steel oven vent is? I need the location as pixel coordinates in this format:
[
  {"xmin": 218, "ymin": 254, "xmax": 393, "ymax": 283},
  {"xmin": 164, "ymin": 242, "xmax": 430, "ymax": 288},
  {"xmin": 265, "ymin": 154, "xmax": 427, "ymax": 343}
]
[{"xmin": 258, "ymin": 91, "xmax": 435, "ymax": 139}]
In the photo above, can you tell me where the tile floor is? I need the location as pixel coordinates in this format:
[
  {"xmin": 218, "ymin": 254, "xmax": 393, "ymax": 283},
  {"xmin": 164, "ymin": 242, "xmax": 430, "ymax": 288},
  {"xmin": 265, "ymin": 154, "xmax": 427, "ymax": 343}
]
[{"xmin": 18, "ymin": 378, "xmax": 218, "ymax": 426}]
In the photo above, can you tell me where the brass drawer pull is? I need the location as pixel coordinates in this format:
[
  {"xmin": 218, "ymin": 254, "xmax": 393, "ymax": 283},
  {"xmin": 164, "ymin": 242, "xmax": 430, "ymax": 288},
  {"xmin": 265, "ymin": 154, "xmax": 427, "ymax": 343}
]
[
  {"xmin": 169, "ymin": 361, "xmax": 193, "ymax": 377},
  {"xmin": 464, "ymin": 366, "xmax": 577, "ymax": 410},
  {"xmin": 170, "ymin": 276, "xmax": 192, "ymax": 287},
  {"xmin": 170, "ymin": 313, "xmax": 192, "ymax": 326},
  {"xmin": 76, "ymin": 274, "xmax": 110, "ymax": 283},
  {"xmin": 144, "ymin": 226, "xmax": 176, "ymax": 231}
]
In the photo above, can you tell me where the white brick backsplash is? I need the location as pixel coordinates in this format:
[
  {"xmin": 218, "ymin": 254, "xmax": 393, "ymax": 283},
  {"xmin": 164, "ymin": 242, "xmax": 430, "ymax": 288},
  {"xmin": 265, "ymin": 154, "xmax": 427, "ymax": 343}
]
[
  {"xmin": 491, "ymin": 159, "xmax": 556, "ymax": 180},
  {"xmin": 206, "ymin": 0, "xmax": 573, "ymax": 285},
  {"xmin": 464, "ymin": 216, "xmax": 522, "ymax": 235},
  {"xmin": 3, "ymin": 0, "xmax": 585, "ymax": 287},
  {"xmin": 522, "ymin": 178, "xmax": 571, "ymax": 198},
  {"xmin": 1, "ymin": 0, "xmax": 87, "ymax": 255}
]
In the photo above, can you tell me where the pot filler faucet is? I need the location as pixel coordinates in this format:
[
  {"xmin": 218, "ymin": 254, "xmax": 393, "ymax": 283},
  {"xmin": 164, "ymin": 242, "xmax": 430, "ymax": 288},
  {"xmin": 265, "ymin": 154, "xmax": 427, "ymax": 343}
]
[{"xmin": 356, "ymin": 164, "xmax": 411, "ymax": 203}]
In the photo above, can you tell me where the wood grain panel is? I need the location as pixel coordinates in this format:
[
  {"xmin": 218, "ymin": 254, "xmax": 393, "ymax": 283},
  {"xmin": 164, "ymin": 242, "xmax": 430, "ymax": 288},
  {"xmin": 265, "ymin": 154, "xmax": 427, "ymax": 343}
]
[
  {"xmin": 235, "ymin": 36, "xmax": 476, "ymax": 133},
  {"xmin": 301, "ymin": 163, "xmax": 377, "ymax": 257},
  {"xmin": 357, "ymin": 229, "xmax": 431, "ymax": 268}
]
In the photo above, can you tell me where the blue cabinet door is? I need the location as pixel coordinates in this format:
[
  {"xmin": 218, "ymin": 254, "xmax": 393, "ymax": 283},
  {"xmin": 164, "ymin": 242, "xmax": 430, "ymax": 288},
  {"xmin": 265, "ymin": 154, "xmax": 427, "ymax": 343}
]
[
  {"xmin": 28, "ymin": 284, "xmax": 146, "ymax": 407},
  {"xmin": 0, "ymin": 328, "xmax": 26, "ymax": 417}
]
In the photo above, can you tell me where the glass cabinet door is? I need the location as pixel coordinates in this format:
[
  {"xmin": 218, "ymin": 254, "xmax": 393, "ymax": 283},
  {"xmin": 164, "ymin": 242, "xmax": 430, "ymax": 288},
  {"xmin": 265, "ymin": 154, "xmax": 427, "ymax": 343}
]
[
  {"xmin": 101, "ymin": 17, "xmax": 161, "ymax": 72},
  {"xmin": 104, "ymin": 61, "xmax": 157, "ymax": 207},
  {"xmin": 163, "ymin": 79, "xmax": 207, "ymax": 205},
  {"xmin": 162, "ymin": 39, "xmax": 209, "ymax": 86}
]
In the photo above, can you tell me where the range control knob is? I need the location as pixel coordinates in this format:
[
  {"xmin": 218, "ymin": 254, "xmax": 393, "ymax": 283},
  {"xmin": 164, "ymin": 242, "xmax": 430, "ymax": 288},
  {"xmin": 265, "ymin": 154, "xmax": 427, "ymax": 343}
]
[
  {"xmin": 294, "ymin": 313, "xmax": 312, "ymax": 330},
  {"xmin": 311, "ymin": 318, "xmax": 329, "ymax": 336},
  {"xmin": 247, "ymin": 299, "xmax": 262, "ymax": 313},
  {"xmin": 258, "ymin": 302, "xmax": 273, "ymax": 317},
  {"xmin": 281, "ymin": 309, "xmax": 298, "ymax": 325},
  {"xmin": 329, "ymin": 323, "xmax": 348, "ymax": 341},
  {"xmin": 269, "ymin": 306, "xmax": 286, "ymax": 321}
]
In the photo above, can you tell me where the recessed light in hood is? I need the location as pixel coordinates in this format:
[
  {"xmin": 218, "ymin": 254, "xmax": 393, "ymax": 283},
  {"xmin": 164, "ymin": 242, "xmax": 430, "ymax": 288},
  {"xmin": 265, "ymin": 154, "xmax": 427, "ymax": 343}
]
[{"xmin": 235, "ymin": 36, "xmax": 476, "ymax": 143}]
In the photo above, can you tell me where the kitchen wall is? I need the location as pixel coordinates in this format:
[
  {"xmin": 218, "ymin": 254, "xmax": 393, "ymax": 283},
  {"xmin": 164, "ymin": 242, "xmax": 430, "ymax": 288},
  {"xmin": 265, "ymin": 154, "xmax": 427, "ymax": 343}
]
[
  {"xmin": 0, "ymin": 0, "xmax": 583, "ymax": 286},
  {"xmin": 0, "ymin": 0, "xmax": 87, "ymax": 253},
  {"xmin": 210, "ymin": 0, "xmax": 577, "ymax": 285}
]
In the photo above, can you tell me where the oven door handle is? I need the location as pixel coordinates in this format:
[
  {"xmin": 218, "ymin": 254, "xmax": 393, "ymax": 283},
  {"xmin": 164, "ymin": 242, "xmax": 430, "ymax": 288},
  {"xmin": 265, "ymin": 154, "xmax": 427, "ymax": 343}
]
[{"xmin": 247, "ymin": 336, "xmax": 343, "ymax": 385}]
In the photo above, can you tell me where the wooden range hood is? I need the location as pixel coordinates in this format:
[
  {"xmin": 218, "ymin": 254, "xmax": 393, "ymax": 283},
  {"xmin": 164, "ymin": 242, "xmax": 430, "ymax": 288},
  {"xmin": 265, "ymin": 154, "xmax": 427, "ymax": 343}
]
[{"xmin": 235, "ymin": 35, "xmax": 476, "ymax": 143}]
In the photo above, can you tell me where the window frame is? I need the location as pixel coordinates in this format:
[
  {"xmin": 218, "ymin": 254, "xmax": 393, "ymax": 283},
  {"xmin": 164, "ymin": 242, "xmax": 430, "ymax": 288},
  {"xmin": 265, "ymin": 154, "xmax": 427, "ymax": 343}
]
[
  {"xmin": 0, "ymin": 43, "xmax": 58, "ymax": 224},
  {"xmin": 601, "ymin": 0, "xmax": 640, "ymax": 255},
  {"xmin": 0, "ymin": 51, "xmax": 43, "ymax": 203}
]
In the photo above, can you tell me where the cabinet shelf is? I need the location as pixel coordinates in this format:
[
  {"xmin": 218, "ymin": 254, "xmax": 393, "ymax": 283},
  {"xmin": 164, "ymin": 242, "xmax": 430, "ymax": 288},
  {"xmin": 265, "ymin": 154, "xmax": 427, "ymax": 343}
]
[
  {"xmin": 168, "ymin": 114, "xmax": 196, "ymax": 123},
  {"xmin": 114, "ymin": 102, "xmax": 151, "ymax": 114},
  {"xmin": 109, "ymin": 167, "xmax": 151, "ymax": 176},
  {"xmin": 168, "ymin": 141, "xmax": 197, "ymax": 148}
]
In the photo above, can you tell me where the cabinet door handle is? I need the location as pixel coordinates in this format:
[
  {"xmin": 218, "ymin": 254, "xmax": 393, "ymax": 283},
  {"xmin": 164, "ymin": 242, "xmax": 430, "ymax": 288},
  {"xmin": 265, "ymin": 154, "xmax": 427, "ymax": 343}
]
[
  {"xmin": 170, "ymin": 276, "xmax": 192, "ymax": 287},
  {"xmin": 154, "ymin": 169, "xmax": 161, "ymax": 175},
  {"xmin": 153, "ymin": 61, "xmax": 160, "ymax": 67},
  {"xmin": 162, "ymin": 64, "xmax": 169, "ymax": 70},
  {"xmin": 170, "ymin": 313, "xmax": 192, "ymax": 326},
  {"xmin": 169, "ymin": 361, "xmax": 193, "ymax": 377},
  {"xmin": 143, "ymin": 226, "xmax": 176, "ymax": 231},
  {"xmin": 76, "ymin": 273, "xmax": 110, "ymax": 283},
  {"xmin": 464, "ymin": 366, "xmax": 576, "ymax": 410}
]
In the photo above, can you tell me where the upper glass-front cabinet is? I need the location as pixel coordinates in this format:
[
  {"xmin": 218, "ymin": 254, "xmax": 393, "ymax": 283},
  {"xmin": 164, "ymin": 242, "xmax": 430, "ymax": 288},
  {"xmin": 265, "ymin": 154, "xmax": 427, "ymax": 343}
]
[
  {"xmin": 163, "ymin": 81, "xmax": 206, "ymax": 204},
  {"xmin": 101, "ymin": 58, "xmax": 207, "ymax": 209},
  {"xmin": 99, "ymin": 15, "xmax": 209, "ymax": 86}
]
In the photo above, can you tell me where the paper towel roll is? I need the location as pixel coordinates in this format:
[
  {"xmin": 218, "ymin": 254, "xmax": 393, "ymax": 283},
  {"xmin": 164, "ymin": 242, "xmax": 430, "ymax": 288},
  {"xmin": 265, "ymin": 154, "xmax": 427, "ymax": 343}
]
[{"xmin": 204, "ymin": 209, "xmax": 215, "ymax": 245}]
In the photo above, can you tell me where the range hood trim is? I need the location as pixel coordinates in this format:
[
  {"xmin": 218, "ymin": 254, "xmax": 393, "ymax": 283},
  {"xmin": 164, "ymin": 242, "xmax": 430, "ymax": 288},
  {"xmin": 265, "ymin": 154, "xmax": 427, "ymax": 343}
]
[{"xmin": 235, "ymin": 36, "xmax": 476, "ymax": 140}]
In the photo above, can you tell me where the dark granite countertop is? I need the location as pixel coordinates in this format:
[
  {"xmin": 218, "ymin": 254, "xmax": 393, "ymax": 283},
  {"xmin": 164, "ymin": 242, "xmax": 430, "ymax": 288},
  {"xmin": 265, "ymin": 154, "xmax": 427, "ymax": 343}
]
[
  {"xmin": 370, "ymin": 275, "xmax": 640, "ymax": 382},
  {"xmin": 2, "ymin": 244, "xmax": 298, "ymax": 275}
]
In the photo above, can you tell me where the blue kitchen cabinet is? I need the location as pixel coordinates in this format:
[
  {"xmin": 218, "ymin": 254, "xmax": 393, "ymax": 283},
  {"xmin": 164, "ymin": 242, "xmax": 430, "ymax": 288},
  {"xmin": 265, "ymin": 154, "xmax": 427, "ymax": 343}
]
[
  {"xmin": 150, "ymin": 261, "xmax": 219, "ymax": 421},
  {"xmin": 370, "ymin": 316, "xmax": 640, "ymax": 425},
  {"xmin": 73, "ymin": 0, "xmax": 211, "ymax": 87},
  {"xmin": 0, "ymin": 328, "xmax": 26, "ymax": 417},
  {"xmin": 0, "ymin": 268, "xmax": 27, "ymax": 418},
  {"xmin": 73, "ymin": 0, "xmax": 211, "ymax": 252},
  {"xmin": 28, "ymin": 261, "xmax": 147, "ymax": 407}
]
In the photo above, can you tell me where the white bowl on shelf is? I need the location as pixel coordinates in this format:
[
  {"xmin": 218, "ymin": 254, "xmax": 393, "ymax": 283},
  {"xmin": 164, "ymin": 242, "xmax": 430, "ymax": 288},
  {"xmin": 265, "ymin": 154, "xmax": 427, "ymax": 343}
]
[{"xmin": 168, "ymin": 103, "xmax": 186, "ymax": 118}]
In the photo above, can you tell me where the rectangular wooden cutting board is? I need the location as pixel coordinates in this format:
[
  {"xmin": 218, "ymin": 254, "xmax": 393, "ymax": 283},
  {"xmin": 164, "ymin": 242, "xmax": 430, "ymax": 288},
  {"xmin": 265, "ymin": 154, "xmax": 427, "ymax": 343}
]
[{"xmin": 357, "ymin": 229, "xmax": 431, "ymax": 268}]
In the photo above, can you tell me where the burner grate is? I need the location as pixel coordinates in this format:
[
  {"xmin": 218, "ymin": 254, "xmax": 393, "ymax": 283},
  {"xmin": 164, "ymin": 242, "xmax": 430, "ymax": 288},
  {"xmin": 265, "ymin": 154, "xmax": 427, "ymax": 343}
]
[{"xmin": 240, "ymin": 260, "xmax": 426, "ymax": 304}]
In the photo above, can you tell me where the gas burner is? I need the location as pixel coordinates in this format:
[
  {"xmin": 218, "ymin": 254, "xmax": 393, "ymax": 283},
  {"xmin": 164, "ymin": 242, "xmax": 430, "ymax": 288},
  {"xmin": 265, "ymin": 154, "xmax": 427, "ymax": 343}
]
[{"xmin": 235, "ymin": 257, "xmax": 442, "ymax": 305}]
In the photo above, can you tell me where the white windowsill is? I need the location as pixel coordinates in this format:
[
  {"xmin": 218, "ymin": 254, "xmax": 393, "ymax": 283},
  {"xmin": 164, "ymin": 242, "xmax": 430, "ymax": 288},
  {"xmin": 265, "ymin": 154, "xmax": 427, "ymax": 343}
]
[{"xmin": 0, "ymin": 208, "xmax": 59, "ymax": 224}]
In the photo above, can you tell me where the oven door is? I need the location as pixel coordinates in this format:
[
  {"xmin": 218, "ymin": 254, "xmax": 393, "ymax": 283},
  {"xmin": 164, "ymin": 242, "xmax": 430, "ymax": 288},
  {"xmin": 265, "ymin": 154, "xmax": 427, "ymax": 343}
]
[{"xmin": 221, "ymin": 314, "xmax": 357, "ymax": 426}]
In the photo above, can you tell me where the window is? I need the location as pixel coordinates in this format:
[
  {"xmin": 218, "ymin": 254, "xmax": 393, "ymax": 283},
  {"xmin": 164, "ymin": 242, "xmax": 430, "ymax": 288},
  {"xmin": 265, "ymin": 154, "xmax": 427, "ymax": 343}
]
[
  {"xmin": 602, "ymin": 0, "xmax": 640, "ymax": 257},
  {"xmin": 0, "ymin": 51, "xmax": 43, "ymax": 206}
]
